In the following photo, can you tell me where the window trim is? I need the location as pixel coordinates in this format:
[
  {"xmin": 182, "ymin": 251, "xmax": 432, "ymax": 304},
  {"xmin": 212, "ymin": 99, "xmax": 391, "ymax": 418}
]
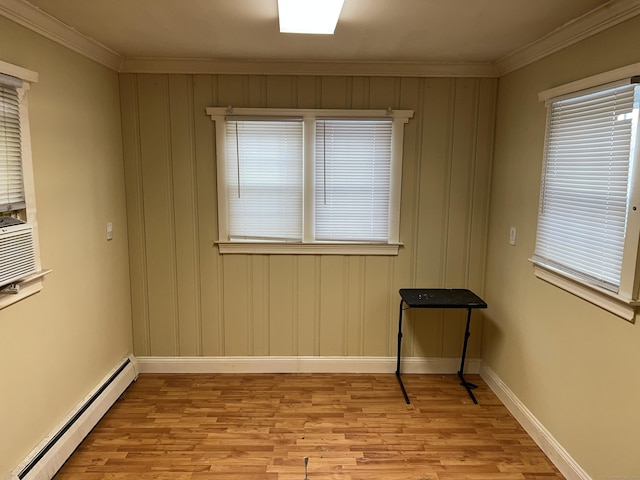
[
  {"xmin": 206, "ymin": 107, "xmax": 413, "ymax": 255},
  {"xmin": 0, "ymin": 60, "xmax": 47, "ymax": 309},
  {"xmin": 533, "ymin": 70, "xmax": 640, "ymax": 321}
]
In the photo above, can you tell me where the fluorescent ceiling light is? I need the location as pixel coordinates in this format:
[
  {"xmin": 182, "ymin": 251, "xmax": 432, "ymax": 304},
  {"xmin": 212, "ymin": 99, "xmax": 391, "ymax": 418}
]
[{"xmin": 278, "ymin": 0, "xmax": 345, "ymax": 34}]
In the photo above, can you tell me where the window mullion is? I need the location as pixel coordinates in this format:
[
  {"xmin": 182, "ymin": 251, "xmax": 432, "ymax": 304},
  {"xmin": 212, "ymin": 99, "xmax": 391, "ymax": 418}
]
[{"xmin": 303, "ymin": 116, "xmax": 315, "ymax": 243}]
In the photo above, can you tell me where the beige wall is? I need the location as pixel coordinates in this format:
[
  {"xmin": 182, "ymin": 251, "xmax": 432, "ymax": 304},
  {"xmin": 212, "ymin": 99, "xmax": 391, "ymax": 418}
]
[
  {"xmin": 484, "ymin": 16, "xmax": 640, "ymax": 478},
  {"xmin": 0, "ymin": 17, "xmax": 132, "ymax": 477},
  {"xmin": 120, "ymin": 74, "xmax": 496, "ymax": 359}
]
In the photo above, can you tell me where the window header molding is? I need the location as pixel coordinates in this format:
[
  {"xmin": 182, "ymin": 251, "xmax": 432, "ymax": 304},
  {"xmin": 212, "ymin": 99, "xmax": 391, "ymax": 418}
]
[
  {"xmin": 0, "ymin": 60, "xmax": 38, "ymax": 84},
  {"xmin": 538, "ymin": 61, "xmax": 640, "ymax": 102},
  {"xmin": 206, "ymin": 107, "xmax": 413, "ymax": 122}
]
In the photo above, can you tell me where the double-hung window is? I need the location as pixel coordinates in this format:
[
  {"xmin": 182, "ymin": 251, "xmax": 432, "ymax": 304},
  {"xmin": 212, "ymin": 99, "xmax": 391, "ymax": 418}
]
[
  {"xmin": 0, "ymin": 60, "xmax": 46, "ymax": 309},
  {"xmin": 1, "ymin": 74, "xmax": 25, "ymax": 213},
  {"xmin": 532, "ymin": 77, "xmax": 640, "ymax": 320},
  {"xmin": 207, "ymin": 107, "xmax": 413, "ymax": 255}
]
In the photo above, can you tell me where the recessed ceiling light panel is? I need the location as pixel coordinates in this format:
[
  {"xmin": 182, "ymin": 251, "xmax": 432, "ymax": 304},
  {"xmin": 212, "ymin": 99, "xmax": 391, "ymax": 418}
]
[{"xmin": 278, "ymin": 0, "xmax": 345, "ymax": 35}]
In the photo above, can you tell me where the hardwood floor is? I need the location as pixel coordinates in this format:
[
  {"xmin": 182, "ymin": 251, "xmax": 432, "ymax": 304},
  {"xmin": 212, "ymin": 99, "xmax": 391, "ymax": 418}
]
[{"xmin": 54, "ymin": 373, "xmax": 564, "ymax": 480}]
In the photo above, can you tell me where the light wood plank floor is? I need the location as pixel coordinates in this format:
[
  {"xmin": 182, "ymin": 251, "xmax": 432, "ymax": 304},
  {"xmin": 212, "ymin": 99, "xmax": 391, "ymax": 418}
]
[{"xmin": 54, "ymin": 373, "xmax": 564, "ymax": 480}]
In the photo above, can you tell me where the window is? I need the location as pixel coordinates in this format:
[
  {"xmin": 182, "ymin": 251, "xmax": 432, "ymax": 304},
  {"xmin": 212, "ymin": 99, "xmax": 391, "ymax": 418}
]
[
  {"xmin": 207, "ymin": 107, "xmax": 413, "ymax": 255},
  {"xmin": 0, "ymin": 76, "xmax": 26, "ymax": 213},
  {"xmin": 225, "ymin": 119, "xmax": 303, "ymax": 242},
  {"xmin": 532, "ymin": 78, "xmax": 640, "ymax": 320},
  {"xmin": 0, "ymin": 60, "xmax": 47, "ymax": 309}
]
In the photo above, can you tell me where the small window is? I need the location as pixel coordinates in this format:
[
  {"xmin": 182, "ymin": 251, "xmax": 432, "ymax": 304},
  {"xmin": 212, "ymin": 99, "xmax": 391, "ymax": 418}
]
[
  {"xmin": 315, "ymin": 119, "xmax": 392, "ymax": 243},
  {"xmin": 0, "ymin": 61, "xmax": 47, "ymax": 309},
  {"xmin": 225, "ymin": 119, "xmax": 304, "ymax": 242},
  {"xmin": 207, "ymin": 107, "xmax": 413, "ymax": 255},
  {"xmin": 0, "ymin": 76, "xmax": 26, "ymax": 215},
  {"xmin": 532, "ymin": 78, "xmax": 640, "ymax": 320}
]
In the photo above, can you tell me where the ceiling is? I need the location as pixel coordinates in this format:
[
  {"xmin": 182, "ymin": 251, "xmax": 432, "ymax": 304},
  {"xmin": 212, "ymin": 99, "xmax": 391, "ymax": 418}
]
[{"xmin": 2, "ymin": 0, "xmax": 640, "ymax": 76}]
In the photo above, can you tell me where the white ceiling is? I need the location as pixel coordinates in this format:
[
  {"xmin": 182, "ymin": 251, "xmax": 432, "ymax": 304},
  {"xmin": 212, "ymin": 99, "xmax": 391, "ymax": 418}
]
[{"xmin": 2, "ymin": 0, "xmax": 640, "ymax": 75}]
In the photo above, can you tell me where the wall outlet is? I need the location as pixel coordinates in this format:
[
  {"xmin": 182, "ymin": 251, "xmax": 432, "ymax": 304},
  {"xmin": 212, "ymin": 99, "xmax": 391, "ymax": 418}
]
[{"xmin": 509, "ymin": 227, "xmax": 517, "ymax": 246}]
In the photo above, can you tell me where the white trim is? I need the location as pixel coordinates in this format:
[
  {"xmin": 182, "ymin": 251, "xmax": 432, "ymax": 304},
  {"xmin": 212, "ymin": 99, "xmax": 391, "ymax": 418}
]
[
  {"xmin": 207, "ymin": 107, "xmax": 413, "ymax": 120},
  {"xmin": 0, "ymin": 0, "xmax": 123, "ymax": 71},
  {"xmin": 538, "ymin": 62, "xmax": 640, "ymax": 102},
  {"xmin": 0, "ymin": 59, "xmax": 37, "ymax": 83},
  {"xmin": 121, "ymin": 57, "xmax": 498, "ymax": 78},
  {"xmin": 10, "ymin": 355, "xmax": 138, "ymax": 480},
  {"xmin": 210, "ymin": 108, "xmax": 412, "ymax": 249},
  {"xmin": 479, "ymin": 363, "xmax": 591, "ymax": 480},
  {"xmin": 532, "ymin": 262, "xmax": 637, "ymax": 322},
  {"xmin": 0, "ymin": 269, "xmax": 51, "ymax": 309},
  {"xmin": 2, "ymin": 0, "xmax": 639, "ymax": 77},
  {"xmin": 216, "ymin": 241, "xmax": 401, "ymax": 255},
  {"xmin": 496, "ymin": 0, "xmax": 640, "ymax": 76},
  {"xmin": 136, "ymin": 355, "xmax": 481, "ymax": 375}
]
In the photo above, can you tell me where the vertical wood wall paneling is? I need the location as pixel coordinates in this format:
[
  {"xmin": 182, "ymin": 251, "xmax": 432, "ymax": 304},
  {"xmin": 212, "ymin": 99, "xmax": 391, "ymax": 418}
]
[
  {"xmin": 346, "ymin": 257, "xmax": 365, "ymax": 356},
  {"xmin": 296, "ymin": 256, "xmax": 319, "ymax": 355},
  {"xmin": 269, "ymin": 256, "xmax": 296, "ymax": 356},
  {"xmin": 443, "ymin": 78, "xmax": 480, "ymax": 358},
  {"xmin": 350, "ymin": 77, "xmax": 369, "ymax": 109},
  {"xmin": 192, "ymin": 74, "xmax": 223, "ymax": 356},
  {"xmin": 119, "ymin": 74, "xmax": 151, "ymax": 356},
  {"xmin": 466, "ymin": 78, "xmax": 498, "ymax": 358},
  {"xmin": 222, "ymin": 255, "xmax": 251, "ymax": 355},
  {"xmin": 468, "ymin": 78, "xmax": 498, "ymax": 295},
  {"xmin": 252, "ymin": 255, "xmax": 270, "ymax": 355},
  {"xmin": 168, "ymin": 75, "xmax": 201, "ymax": 356},
  {"xmin": 296, "ymin": 76, "xmax": 320, "ymax": 109},
  {"xmin": 319, "ymin": 256, "xmax": 346, "ymax": 356},
  {"xmin": 409, "ymin": 78, "xmax": 454, "ymax": 358},
  {"xmin": 136, "ymin": 74, "xmax": 179, "ymax": 356},
  {"xmin": 122, "ymin": 73, "xmax": 497, "ymax": 362},
  {"xmin": 321, "ymin": 76, "xmax": 349, "ymax": 109},
  {"xmin": 266, "ymin": 76, "xmax": 296, "ymax": 108}
]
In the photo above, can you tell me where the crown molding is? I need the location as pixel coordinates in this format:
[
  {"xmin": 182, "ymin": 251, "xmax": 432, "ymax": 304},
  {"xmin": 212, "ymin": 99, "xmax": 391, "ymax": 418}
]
[
  {"xmin": 0, "ymin": 0, "xmax": 122, "ymax": 71},
  {"xmin": 495, "ymin": 0, "xmax": 640, "ymax": 76},
  {"xmin": 2, "ymin": 0, "xmax": 640, "ymax": 78},
  {"xmin": 120, "ymin": 57, "xmax": 499, "ymax": 78}
]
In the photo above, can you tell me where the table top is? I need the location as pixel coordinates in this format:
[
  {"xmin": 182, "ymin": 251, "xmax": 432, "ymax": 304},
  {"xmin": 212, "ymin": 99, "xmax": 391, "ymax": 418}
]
[{"xmin": 399, "ymin": 288, "xmax": 487, "ymax": 309}]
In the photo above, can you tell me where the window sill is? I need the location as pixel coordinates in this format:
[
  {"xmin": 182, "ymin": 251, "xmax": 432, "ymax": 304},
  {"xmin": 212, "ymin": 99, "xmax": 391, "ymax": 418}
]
[
  {"xmin": 216, "ymin": 242, "xmax": 401, "ymax": 255},
  {"xmin": 531, "ymin": 261, "xmax": 637, "ymax": 322},
  {"xmin": 0, "ymin": 269, "xmax": 52, "ymax": 310}
]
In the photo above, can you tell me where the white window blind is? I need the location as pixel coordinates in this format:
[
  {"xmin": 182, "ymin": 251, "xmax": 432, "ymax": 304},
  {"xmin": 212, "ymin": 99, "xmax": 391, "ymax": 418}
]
[
  {"xmin": 533, "ymin": 82, "xmax": 640, "ymax": 292},
  {"xmin": 315, "ymin": 119, "xmax": 392, "ymax": 242},
  {"xmin": 208, "ymin": 106, "xmax": 413, "ymax": 254},
  {"xmin": 0, "ymin": 76, "xmax": 25, "ymax": 213},
  {"xmin": 225, "ymin": 119, "xmax": 303, "ymax": 241}
]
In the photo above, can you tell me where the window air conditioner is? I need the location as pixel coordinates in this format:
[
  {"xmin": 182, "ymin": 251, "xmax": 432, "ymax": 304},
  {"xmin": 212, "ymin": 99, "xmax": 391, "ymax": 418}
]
[{"xmin": 0, "ymin": 219, "xmax": 37, "ymax": 287}]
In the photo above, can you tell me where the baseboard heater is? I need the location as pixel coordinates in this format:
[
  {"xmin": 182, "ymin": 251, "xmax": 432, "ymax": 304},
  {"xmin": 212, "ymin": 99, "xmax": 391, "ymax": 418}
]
[{"xmin": 11, "ymin": 356, "xmax": 138, "ymax": 480}]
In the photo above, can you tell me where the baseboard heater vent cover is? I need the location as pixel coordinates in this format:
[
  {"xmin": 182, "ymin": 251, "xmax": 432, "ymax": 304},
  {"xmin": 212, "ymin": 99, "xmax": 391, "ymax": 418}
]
[{"xmin": 11, "ymin": 356, "xmax": 138, "ymax": 480}]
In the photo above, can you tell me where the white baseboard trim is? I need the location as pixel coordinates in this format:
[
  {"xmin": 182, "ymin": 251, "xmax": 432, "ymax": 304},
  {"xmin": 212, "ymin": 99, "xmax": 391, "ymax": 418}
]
[
  {"xmin": 479, "ymin": 363, "xmax": 591, "ymax": 480},
  {"xmin": 10, "ymin": 355, "xmax": 138, "ymax": 480},
  {"xmin": 136, "ymin": 355, "xmax": 481, "ymax": 375}
]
